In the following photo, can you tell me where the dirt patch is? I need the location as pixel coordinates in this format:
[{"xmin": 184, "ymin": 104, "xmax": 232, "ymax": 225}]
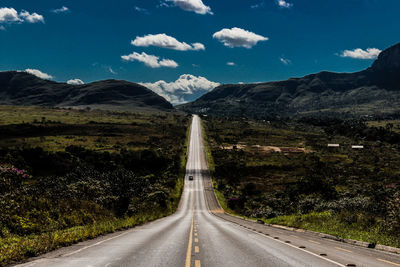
[
  {"xmin": 253, "ymin": 145, "xmax": 308, "ymax": 153},
  {"xmin": 222, "ymin": 144, "xmax": 308, "ymax": 153},
  {"xmin": 221, "ymin": 144, "xmax": 247, "ymax": 150}
]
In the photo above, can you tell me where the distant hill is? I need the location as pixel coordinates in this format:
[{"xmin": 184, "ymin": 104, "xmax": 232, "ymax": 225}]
[
  {"xmin": 179, "ymin": 43, "xmax": 400, "ymax": 118},
  {"xmin": 0, "ymin": 71, "xmax": 173, "ymax": 112}
]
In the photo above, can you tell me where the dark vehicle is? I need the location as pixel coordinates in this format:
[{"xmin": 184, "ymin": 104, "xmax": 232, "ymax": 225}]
[{"xmin": 189, "ymin": 175, "xmax": 194, "ymax": 180}]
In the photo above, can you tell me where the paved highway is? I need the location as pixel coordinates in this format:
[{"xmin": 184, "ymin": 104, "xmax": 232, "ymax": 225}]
[{"xmin": 17, "ymin": 115, "xmax": 400, "ymax": 267}]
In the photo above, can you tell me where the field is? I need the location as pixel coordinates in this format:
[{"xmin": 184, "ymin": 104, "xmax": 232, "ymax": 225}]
[
  {"xmin": 202, "ymin": 115, "xmax": 400, "ymax": 248},
  {"xmin": 0, "ymin": 106, "xmax": 191, "ymax": 266}
]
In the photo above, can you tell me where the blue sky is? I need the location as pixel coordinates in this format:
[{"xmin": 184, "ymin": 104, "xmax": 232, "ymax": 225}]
[{"xmin": 1, "ymin": 0, "xmax": 400, "ymax": 104}]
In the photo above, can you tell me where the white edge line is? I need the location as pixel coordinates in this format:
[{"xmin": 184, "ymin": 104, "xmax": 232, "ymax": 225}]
[
  {"xmin": 246, "ymin": 226, "xmax": 346, "ymax": 267},
  {"xmin": 63, "ymin": 229, "xmax": 134, "ymax": 257}
]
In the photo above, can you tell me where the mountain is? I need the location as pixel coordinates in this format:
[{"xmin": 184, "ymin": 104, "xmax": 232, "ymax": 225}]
[
  {"xmin": 179, "ymin": 43, "xmax": 400, "ymax": 118},
  {"xmin": 0, "ymin": 71, "xmax": 173, "ymax": 112}
]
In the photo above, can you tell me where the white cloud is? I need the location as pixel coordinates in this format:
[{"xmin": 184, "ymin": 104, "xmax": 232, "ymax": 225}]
[
  {"xmin": 213, "ymin": 27, "xmax": 268, "ymax": 48},
  {"xmin": 340, "ymin": 48, "xmax": 382, "ymax": 59},
  {"xmin": 25, "ymin": 69, "xmax": 53, "ymax": 80},
  {"xmin": 67, "ymin": 79, "xmax": 84, "ymax": 85},
  {"xmin": 0, "ymin": 7, "xmax": 44, "ymax": 24},
  {"xmin": 131, "ymin": 33, "xmax": 205, "ymax": 51},
  {"xmin": 277, "ymin": 0, "xmax": 293, "ymax": 8},
  {"xmin": 157, "ymin": 2, "xmax": 171, "ymax": 8},
  {"xmin": 166, "ymin": 0, "xmax": 213, "ymax": 15},
  {"xmin": 280, "ymin": 57, "xmax": 292, "ymax": 65},
  {"xmin": 108, "ymin": 67, "xmax": 117, "ymax": 74},
  {"xmin": 52, "ymin": 6, "xmax": 69, "ymax": 14},
  {"xmin": 251, "ymin": 2, "xmax": 264, "ymax": 9},
  {"xmin": 19, "ymin": 10, "xmax": 44, "ymax": 23},
  {"xmin": 134, "ymin": 6, "xmax": 149, "ymax": 14},
  {"xmin": 140, "ymin": 74, "xmax": 219, "ymax": 104},
  {"xmin": 227, "ymin": 62, "xmax": 236, "ymax": 66},
  {"xmin": 0, "ymin": 7, "xmax": 22, "ymax": 23},
  {"xmin": 121, "ymin": 51, "xmax": 178, "ymax": 68}
]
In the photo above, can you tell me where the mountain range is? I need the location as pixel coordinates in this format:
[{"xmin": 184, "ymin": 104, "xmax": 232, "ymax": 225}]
[
  {"xmin": 179, "ymin": 42, "xmax": 400, "ymax": 118},
  {"xmin": 0, "ymin": 71, "xmax": 173, "ymax": 112},
  {"xmin": 1, "ymin": 42, "xmax": 400, "ymax": 117}
]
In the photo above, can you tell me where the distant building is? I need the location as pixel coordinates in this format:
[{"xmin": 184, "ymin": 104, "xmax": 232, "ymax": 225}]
[
  {"xmin": 352, "ymin": 145, "xmax": 364, "ymax": 149},
  {"xmin": 327, "ymin": 144, "xmax": 340, "ymax": 147}
]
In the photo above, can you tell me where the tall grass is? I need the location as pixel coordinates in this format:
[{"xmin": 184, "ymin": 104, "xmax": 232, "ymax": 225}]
[
  {"xmin": 0, "ymin": 212, "xmax": 166, "ymax": 266},
  {"xmin": 265, "ymin": 211, "xmax": 400, "ymax": 248}
]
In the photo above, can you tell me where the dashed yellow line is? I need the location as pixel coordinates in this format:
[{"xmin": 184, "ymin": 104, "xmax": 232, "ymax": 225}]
[
  {"xmin": 334, "ymin": 247, "xmax": 353, "ymax": 253},
  {"xmin": 194, "ymin": 233, "xmax": 198, "ymax": 236},
  {"xmin": 195, "ymin": 260, "xmax": 201, "ymax": 267},
  {"xmin": 308, "ymin": 240, "xmax": 321, "ymax": 245},
  {"xmin": 185, "ymin": 216, "xmax": 194, "ymax": 267},
  {"xmin": 195, "ymin": 238, "xmax": 199, "ymax": 243},
  {"xmin": 290, "ymin": 234, "xmax": 299, "ymax": 238},
  {"xmin": 195, "ymin": 246, "xmax": 200, "ymax": 253},
  {"xmin": 377, "ymin": 258, "xmax": 400, "ymax": 266}
]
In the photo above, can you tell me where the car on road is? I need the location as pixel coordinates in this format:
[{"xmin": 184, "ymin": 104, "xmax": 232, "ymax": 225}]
[{"xmin": 189, "ymin": 175, "xmax": 194, "ymax": 180}]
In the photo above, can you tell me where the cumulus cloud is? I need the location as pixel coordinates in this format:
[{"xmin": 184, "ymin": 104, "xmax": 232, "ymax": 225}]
[
  {"xmin": 280, "ymin": 57, "xmax": 292, "ymax": 65},
  {"xmin": 52, "ymin": 6, "xmax": 69, "ymax": 14},
  {"xmin": 277, "ymin": 0, "xmax": 293, "ymax": 8},
  {"xmin": 340, "ymin": 48, "xmax": 382, "ymax": 59},
  {"xmin": 67, "ymin": 79, "xmax": 84, "ymax": 85},
  {"xmin": 121, "ymin": 51, "xmax": 178, "ymax": 68},
  {"xmin": 213, "ymin": 27, "xmax": 268, "ymax": 48},
  {"xmin": 166, "ymin": 0, "xmax": 213, "ymax": 15},
  {"xmin": 25, "ymin": 69, "xmax": 53, "ymax": 80},
  {"xmin": 19, "ymin": 10, "xmax": 44, "ymax": 23},
  {"xmin": 0, "ymin": 7, "xmax": 21, "ymax": 23},
  {"xmin": 140, "ymin": 74, "xmax": 219, "ymax": 104},
  {"xmin": 131, "ymin": 33, "xmax": 205, "ymax": 51},
  {"xmin": 0, "ymin": 8, "xmax": 44, "ymax": 24},
  {"xmin": 226, "ymin": 62, "xmax": 236, "ymax": 66}
]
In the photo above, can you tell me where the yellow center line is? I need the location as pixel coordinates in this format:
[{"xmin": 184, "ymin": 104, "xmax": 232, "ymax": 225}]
[
  {"xmin": 195, "ymin": 238, "xmax": 199, "ymax": 243},
  {"xmin": 308, "ymin": 240, "xmax": 321, "ymax": 244},
  {"xmin": 194, "ymin": 233, "xmax": 198, "ymax": 236},
  {"xmin": 195, "ymin": 246, "xmax": 200, "ymax": 253},
  {"xmin": 334, "ymin": 247, "xmax": 353, "ymax": 253},
  {"xmin": 195, "ymin": 260, "xmax": 201, "ymax": 267},
  {"xmin": 290, "ymin": 235, "xmax": 299, "ymax": 238},
  {"xmin": 377, "ymin": 258, "xmax": 400, "ymax": 266},
  {"xmin": 185, "ymin": 215, "xmax": 194, "ymax": 267}
]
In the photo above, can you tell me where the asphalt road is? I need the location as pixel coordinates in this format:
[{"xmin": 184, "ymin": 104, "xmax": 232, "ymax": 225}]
[{"xmin": 16, "ymin": 115, "xmax": 400, "ymax": 267}]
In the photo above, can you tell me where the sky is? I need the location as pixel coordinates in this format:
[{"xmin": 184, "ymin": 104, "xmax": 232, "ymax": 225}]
[{"xmin": 1, "ymin": 0, "xmax": 400, "ymax": 104}]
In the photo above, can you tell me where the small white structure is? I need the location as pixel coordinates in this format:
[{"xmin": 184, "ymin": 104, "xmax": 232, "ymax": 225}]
[
  {"xmin": 352, "ymin": 145, "xmax": 364, "ymax": 149},
  {"xmin": 327, "ymin": 144, "xmax": 340, "ymax": 148}
]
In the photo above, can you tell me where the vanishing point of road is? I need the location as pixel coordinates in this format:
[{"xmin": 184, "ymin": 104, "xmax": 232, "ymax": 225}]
[{"xmin": 16, "ymin": 115, "xmax": 400, "ymax": 267}]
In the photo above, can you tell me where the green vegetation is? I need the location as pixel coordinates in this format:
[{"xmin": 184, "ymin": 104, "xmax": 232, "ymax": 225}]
[
  {"xmin": 0, "ymin": 106, "xmax": 191, "ymax": 266},
  {"xmin": 202, "ymin": 115, "xmax": 400, "ymax": 248}
]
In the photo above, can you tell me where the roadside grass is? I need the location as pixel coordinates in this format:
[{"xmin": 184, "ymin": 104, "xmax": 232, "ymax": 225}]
[
  {"xmin": 200, "ymin": 117, "xmax": 214, "ymax": 172},
  {"xmin": 0, "ymin": 211, "xmax": 169, "ymax": 266},
  {"xmin": 264, "ymin": 212, "xmax": 400, "ymax": 248}
]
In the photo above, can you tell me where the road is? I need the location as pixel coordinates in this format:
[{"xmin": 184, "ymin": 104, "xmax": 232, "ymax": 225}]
[{"xmin": 17, "ymin": 115, "xmax": 400, "ymax": 267}]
